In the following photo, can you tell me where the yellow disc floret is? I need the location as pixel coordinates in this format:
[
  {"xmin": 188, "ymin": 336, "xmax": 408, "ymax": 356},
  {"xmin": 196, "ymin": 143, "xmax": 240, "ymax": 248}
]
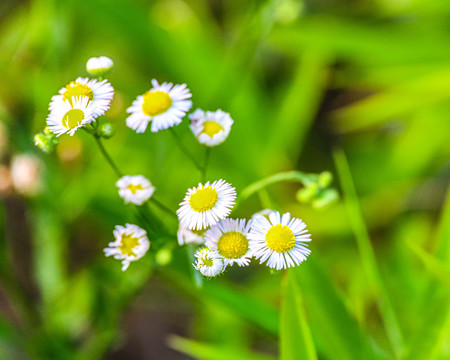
[
  {"xmin": 128, "ymin": 184, "xmax": 144, "ymax": 194},
  {"xmin": 119, "ymin": 233, "xmax": 140, "ymax": 257},
  {"xmin": 201, "ymin": 255, "xmax": 214, "ymax": 267},
  {"xmin": 265, "ymin": 224, "xmax": 296, "ymax": 253},
  {"xmin": 189, "ymin": 187, "xmax": 218, "ymax": 212},
  {"xmin": 202, "ymin": 121, "xmax": 224, "ymax": 137},
  {"xmin": 63, "ymin": 109, "xmax": 84, "ymax": 129},
  {"xmin": 63, "ymin": 82, "xmax": 94, "ymax": 104},
  {"xmin": 142, "ymin": 90, "xmax": 172, "ymax": 116},
  {"xmin": 217, "ymin": 232, "xmax": 248, "ymax": 259}
]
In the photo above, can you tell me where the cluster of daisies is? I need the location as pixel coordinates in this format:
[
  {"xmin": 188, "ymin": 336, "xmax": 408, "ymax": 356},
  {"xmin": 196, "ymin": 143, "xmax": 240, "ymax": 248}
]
[
  {"xmin": 37, "ymin": 56, "xmax": 312, "ymax": 274},
  {"xmin": 177, "ymin": 180, "xmax": 311, "ymax": 277}
]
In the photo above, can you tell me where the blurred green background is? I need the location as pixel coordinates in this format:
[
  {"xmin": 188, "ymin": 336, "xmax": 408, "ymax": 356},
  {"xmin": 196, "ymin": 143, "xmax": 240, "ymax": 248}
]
[{"xmin": 0, "ymin": 0, "xmax": 449, "ymax": 359}]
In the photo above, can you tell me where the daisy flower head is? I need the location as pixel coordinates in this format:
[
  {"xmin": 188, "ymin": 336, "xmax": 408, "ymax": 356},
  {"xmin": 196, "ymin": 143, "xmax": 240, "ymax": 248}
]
[
  {"xmin": 126, "ymin": 79, "xmax": 192, "ymax": 133},
  {"xmin": 248, "ymin": 211, "xmax": 311, "ymax": 270},
  {"xmin": 189, "ymin": 109, "xmax": 233, "ymax": 147},
  {"xmin": 104, "ymin": 224, "xmax": 150, "ymax": 271},
  {"xmin": 50, "ymin": 77, "xmax": 114, "ymax": 118},
  {"xmin": 86, "ymin": 56, "xmax": 114, "ymax": 76},
  {"xmin": 177, "ymin": 225, "xmax": 206, "ymax": 246},
  {"xmin": 193, "ymin": 247, "xmax": 225, "ymax": 277},
  {"xmin": 46, "ymin": 96, "xmax": 95, "ymax": 136},
  {"xmin": 177, "ymin": 179, "xmax": 236, "ymax": 231},
  {"xmin": 205, "ymin": 218, "xmax": 252, "ymax": 267},
  {"xmin": 116, "ymin": 175, "xmax": 155, "ymax": 205}
]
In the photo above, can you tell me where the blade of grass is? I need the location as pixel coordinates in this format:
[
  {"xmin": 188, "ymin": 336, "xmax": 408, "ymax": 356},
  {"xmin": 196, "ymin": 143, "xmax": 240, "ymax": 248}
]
[
  {"xmin": 168, "ymin": 335, "xmax": 276, "ymax": 360},
  {"xmin": 333, "ymin": 148, "xmax": 405, "ymax": 358},
  {"xmin": 280, "ymin": 271, "xmax": 317, "ymax": 360}
]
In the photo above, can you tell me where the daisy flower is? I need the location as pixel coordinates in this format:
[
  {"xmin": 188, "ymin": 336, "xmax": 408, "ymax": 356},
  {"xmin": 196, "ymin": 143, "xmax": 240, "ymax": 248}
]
[
  {"xmin": 193, "ymin": 247, "xmax": 225, "ymax": 277},
  {"xmin": 126, "ymin": 79, "xmax": 192, "ymax": 133},
  {"xmin": 50, "ymin": 77, "xmax": 114, "ymax": 118},
  {"xmin": 116, "ymin": 175, "xmax": 155, "ymax": 205},
  {"xmin": 104, "ymin": 224, "xmax": 150, "ymax": 271},
  {"xmin": 248, "ymin": 211, "xmax": 311, "ymax": 270},
  {"xmin": 86, "ymin": 56, "xmax": 114, "ymax": 76},
  {"xmin": 189, "ymin": 109, "xmax": 233, "ymax": 146},
  {"xmin": 177, "ymin": 179, "xmax": 236, "ymax": 231},
  {"xmin": 177, "ymin": 225, "xmax": 206, "ymax": 246},
  {"xmin": 205, "ymin": 218, "xmax": 252, "ymax": 267},
  {"xmin": 46, "ymin": 96, "xmax": 95, "ymax": 136}
]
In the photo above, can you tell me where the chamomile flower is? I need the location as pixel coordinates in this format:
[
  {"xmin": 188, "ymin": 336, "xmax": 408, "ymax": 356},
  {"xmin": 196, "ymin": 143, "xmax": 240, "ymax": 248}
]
[
  {"xmin": 104, "ymin": 224, "xmax": 150, "ymax": 271},
  {"xmin": 205, "ymin": 218, "xmax": 252, "ymax": 267},
  {"xmin": 177, "ymin": 179, "xmax": 236, "ymax": 231},
  {"xmin": 50, "ymin": 77, "xmax": 114, "ymax": 118},
  {"xmin": 86, "ymin": 56, "xmax": 114, "ymax": 76},
  {"xmin": 126, "ymin": 79, "xmax": 192, "ymax": 133},
  {"xmin": 193, "ymin": 247, "xmax": 225, "ymax": 277},
  {"xmin": 177, "ymin": 225, "xmax": 206, "ymax": 246},
  {"xmin": 189, "ymin": 109, "xmax": 233, "ymax": 146},
  {"xmin": 248, "ymin": 211, "xmax": 311, "ymax": 270},
  {"xmin": 46, "ymin": 96, "xmax": 95, "ymax": 136},
  {"xmin": 116, "ymin": 175, "xmax": 155, "ymax": 205}
]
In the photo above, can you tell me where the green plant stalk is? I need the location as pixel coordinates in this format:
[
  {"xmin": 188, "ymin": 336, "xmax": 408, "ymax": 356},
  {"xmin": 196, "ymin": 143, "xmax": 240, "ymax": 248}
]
[
  {"xmin": 333, "ymin": 148, "xmax": 405, "ymax": 358},
  {"xmin": 169, "ymin": 128, "xmax": 203, "ymax": 172}
]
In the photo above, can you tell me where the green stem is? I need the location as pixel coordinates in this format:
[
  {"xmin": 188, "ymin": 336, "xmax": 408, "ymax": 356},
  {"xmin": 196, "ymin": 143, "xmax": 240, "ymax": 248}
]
[
  {"xmin": 150, "ymin": 197, "xmax": 177, "ymax": 219},
  {"xmin": 169, "ymin": 128, "xmax": 203, "ymax": 172},
  {"xmin": 239, "ymin": 171, "xmax": 316, "ymax": 204},
  {"xmin": 93, "ymin": 135, "xmax": 123, "ymax": 178}
]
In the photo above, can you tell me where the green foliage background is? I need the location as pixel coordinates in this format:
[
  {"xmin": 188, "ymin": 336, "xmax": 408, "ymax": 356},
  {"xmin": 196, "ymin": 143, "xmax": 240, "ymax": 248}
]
[{"xmin": 0, "ymin": 0, "xmax": 449, "ymax": 359}]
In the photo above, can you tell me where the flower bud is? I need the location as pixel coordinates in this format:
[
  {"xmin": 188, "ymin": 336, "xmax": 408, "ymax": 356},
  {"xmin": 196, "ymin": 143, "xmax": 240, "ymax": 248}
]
[
  {"xmin": 312, "ymin": 189, "xmax": 339, "ymax": 209},
  {"xmin": 34, "ymin": 133, "xmax": 53, "ymax": 153},
  {"xmin": 296, "ymin": 182, "xmax": 318, "ymax": 203},
  {"xmin": 86, "ymin": 56, "xmax": 113, "ymax": 77},
  {"xmin": 99, "ymin": 123, "xmax": 116, "ymax": 139},
  {"xmin": 318, "ymin": 171, "xmax": 333, "ymax": 189}
]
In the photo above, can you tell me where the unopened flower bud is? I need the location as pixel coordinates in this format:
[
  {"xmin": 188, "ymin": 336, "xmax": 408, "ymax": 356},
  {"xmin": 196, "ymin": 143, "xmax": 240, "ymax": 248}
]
[
  {"xmin": 318, "ymin": 171, "xmax": 333, "ymax": 189},
  {"xmin": 99, "ymin": 123, "xmax": 116, "ymax": 139},
  {"xmin": 296, "ymin": 182, "xmax": 318, "ymax": 203},
  {"xmin": 34, "ymin": 134, "xmax": 52, "ymax": 153},
  {"xmin": 312, "ymin": 189, "xmax": 339, "ymax": 209},
  {"xmin": 86, "ymin": 56, "xmax": 113, "ymax": 77}
]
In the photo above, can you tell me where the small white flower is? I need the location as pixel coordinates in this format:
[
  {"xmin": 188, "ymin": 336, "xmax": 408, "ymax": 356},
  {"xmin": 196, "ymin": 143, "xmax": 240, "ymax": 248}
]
[
  {"xmin": 86, "ymin": 56, "xmax": 114, "ymax": 76},
  {"xmin": 177, "ymin": 179, "xmax": 236, "ymax": 231},
  {"xmin": 50, "ymin": 77, "xmax": 114, "ymax": 118},
  {"xmin": 248, "ymin": 211, "xmax": 311, "ymax": 270},
  {"xmin": 126, "ymin": 79, "xmax": 192, "ymax": 133},
  {"xmin": 189, "ymin": 109, "xmax": 233, "ymax": 146},
  {"xmin": 193, "ymin": 247, "xmax": 225, "ymax": 277},
  {"xmin": 251, "ymin": 208, "xmax": 275, "ymax": 221},
  {"xmin": 46, "ymin": 96, "xmax": 95, "ymax": 136},
  {"xmin": 104, "ymin": 224, "xmax": 150, "ymax": 271},
  {"xmin": 177, "ymin": 225, "xmax": 206, "ymax": 246},
  {"xmin": 116, "ymin": 175, "xmax": 155, "ymax": 205},
  {"xmin": 205, "ymin": 218, "xmax": 252, "ymax": 267}
]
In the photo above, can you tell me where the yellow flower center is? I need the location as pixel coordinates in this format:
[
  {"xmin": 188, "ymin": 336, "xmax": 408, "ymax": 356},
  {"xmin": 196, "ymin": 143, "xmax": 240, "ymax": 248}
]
[
  {"xmin": 62, "ymin": 109, "xmax": 84, "ymax": 129},
  {"xmin": 217, "ymin": 232, "xmax": 248, "ymax": 259},
  {"xmin": 202, "ymin": 121, "xmax": 224, "ymax": 137},
  {"xmin": 128, "ymin": 184, "xmax": 144, "ymax": 194},
  {"xmin": 119, "ymin": 233, "xmax": 140, "ymax": 257},
  {"xmin": 192, "ymin": 228, "xmax": 207, "ymax": 236},
  {"xmin": 265, "ymin": 224, "xmax": 296, "ymax": 253},
  {"xmin": 189, "ymin": 187, "xmax": 218, "ymax": 212},
  {"xmin": 63, "ymin": 82, "xmax": 94, "ymax": 104},
  {"xmin": 201, "ymin": 255, "xmax": 214, "ymax": 267},
  {"xmin": 142, "ymin": 90, "xmax": 172, "ymax": 116}
]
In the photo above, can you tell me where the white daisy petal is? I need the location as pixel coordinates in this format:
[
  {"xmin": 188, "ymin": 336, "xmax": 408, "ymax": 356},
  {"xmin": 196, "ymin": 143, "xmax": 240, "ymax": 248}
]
[
  {"xmin": 46, "ymin": 96, "xmax": 95, "ymax": 136},
  {"xmin": 248, "ymin": 211, "xmax": 311, "ymax": 270},
  {"xmin": 104, "ymin": 223, "xmax": 150, "ymax": 271},
  {"xmin": 189, "ymin": 109, "xmax": 233, "ymax": 147},
  {"xmin": 177, "ymin": 179, "xmax": 236, "ymax": 230},
  {"xmin": 126, "ymin": 79, "xmax": 192, "ymax": 133},
  {"xmin": 205, "ymin": 218, "xmax": 252, "ymax": 267},
  {"xmin": 86, "ymin": 56, "xmax": 114, "ymax": 76},
  {"xmin": 50, "ymin": 77, "xmax": 114, "ymax": 118},
  {"xmin": 177, "ymin": 225, "xmax": 206, "ymax": 246},
  {"xmin": 193, "ymin": 247, "xmax": 225, "ymax": 277},
  {"xmin": 116, "ymin": 175, "xmax": 155, "ymax": 205}
]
